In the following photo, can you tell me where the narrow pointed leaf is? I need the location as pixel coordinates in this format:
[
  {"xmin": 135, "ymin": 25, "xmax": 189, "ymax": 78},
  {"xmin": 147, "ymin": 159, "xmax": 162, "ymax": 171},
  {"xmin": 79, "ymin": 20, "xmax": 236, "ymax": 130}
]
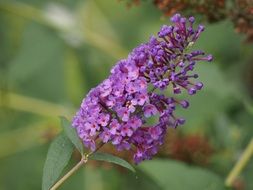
[
  {"xmin": 89, "ymin": 152, "xmax": 135, "ymax": 173},
  {"xmin": 60, "ymin": 116, "xmax": 84, "ymax": 155},
  {"xmin": 42, "ymin": 133, "xmax": 74, "ymax": 190}
]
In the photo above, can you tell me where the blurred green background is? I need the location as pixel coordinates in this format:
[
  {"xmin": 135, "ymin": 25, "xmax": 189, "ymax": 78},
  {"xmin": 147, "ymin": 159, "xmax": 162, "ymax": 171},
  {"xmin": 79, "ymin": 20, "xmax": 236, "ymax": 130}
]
[{"xmin": 0, "ymin": 0, "xmax": 253, "ymax": 190}]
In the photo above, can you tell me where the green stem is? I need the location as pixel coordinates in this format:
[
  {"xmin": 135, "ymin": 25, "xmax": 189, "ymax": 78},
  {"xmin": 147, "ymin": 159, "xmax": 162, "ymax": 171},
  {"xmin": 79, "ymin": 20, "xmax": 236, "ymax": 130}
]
[
  {"xmin": 50, "ymin": 156, "xmax": 88, "ymax": 190},
  {"xmin": 50, "ymin": 142, "xmax": 104, "ymax": 190},
  {"xmin": 225, "ymin": 138, "xmax": 253, "ymax": 186}
]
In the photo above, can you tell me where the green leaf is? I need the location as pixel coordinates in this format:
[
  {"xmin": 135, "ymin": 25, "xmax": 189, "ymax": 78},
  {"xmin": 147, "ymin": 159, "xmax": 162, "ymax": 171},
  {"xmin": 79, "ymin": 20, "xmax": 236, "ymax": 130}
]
[
  {"xmin": 42, "ymin": 133, "xmax": 74, "ymax": 190},
  {"xmin": 89, "ymin": 152, "xmax": 135, "ymax": 173},
  {"xmin": 83, "ymin": 165, "xmax": 162, "ymax": 190},
  {"xmin": 60, "ymin": 116, "xmax": 84, "ymax": 155},
  {"xmin": 140, "ymin": 159, "xmax": 225, "ymax": 190}
]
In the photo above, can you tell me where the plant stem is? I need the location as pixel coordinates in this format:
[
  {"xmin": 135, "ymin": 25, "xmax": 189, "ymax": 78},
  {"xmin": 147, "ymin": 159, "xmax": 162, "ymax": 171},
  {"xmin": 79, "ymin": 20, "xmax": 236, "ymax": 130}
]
[
  {"xmin": 50, "ymin": 143, "xmax": 104, "ymax": 190},
  {"xmin": 225, "ymin": 138, "xmax": 253, "ymax": 187},
  {"xmin": 50, "ymin": 156, "xmax": 88, "ymax": 190},
  {"xmin": 87, "ymin": 142, "xmax": 104, "ymax": 157}
]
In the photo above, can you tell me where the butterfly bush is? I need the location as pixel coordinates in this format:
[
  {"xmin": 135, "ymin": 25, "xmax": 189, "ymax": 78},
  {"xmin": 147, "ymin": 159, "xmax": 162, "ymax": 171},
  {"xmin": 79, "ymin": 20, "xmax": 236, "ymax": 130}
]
[{"xmin": 72, "ymin": 14, "xmax": 213, "ymax": 164}]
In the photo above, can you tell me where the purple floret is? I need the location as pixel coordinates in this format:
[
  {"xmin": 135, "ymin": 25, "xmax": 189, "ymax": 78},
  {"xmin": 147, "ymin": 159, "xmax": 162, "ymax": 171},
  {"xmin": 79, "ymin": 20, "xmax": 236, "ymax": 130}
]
[{"xmin": 72, "ymin": 13, "xmax": 212, "ymax": 164}]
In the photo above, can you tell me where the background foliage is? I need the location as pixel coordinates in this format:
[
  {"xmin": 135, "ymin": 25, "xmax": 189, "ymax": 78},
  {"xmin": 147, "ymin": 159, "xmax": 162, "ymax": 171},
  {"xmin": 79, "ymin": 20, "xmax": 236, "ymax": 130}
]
[{"xmin": 0, "ymin": 0, "xmax": 253, "ymax": 189}]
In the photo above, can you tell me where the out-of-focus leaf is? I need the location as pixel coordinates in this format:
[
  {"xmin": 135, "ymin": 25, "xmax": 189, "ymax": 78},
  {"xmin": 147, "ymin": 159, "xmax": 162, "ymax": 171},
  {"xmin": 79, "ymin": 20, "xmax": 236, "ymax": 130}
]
[
  {"xmin": 64, "ymin": 49, "xmax": 86, "ymax": 104},
  {"xmin": 0, "ymin": 91, "xmax": 70, "ymax": 117},
  {"xmin": 80, "ymin": 1, "xmax": 119, "ymax": 41},
  {"xmin": 0, "ymin": 2, "xmax": 44, "ymax": 23},
  {"xmin": 84, "ymin": 165, "xmax": 104, "ymax": 190},
  {"xmin": 121, "ymin": 169, "xmax": 163, "ymax": 190},
  {"xmin": 245, "ymin": 101, "xmax": 253, "ymax": 116},
  {"xmin": 196, "ymin": 63, "xmax": 238, "ymax": 98},
  {"xmin": 140, "ymin": 159, "xmax": 225, "ymax": 190},
  {"xmin": 0, "ymin": 144, "xmax": 49, "ymax": 190},
  {"xmin": 175, "ymin": 63, "xmax": 238, "ymax": 130},
  {"xmin": 213, "ymin": 114, "xmax": 242, "ymax": 149},
  {"xmin": 0, "ymin": 121, "xmax": 59, "ymax": 159},
  {"xmin": 42, "ymin": 133, "xmax": 74, "ymax": 190},
  {"xmin": 1, "ymin": 1, "xmax": 127, "ymax": 60},
  {"xmin": 194, "ymin": 20, "xmax": 243, "ymax": 69},
  {"xmin": 60, "ymin": 116, "xmax": 84, "ymax": 155},
  {"xmin": 9, "ymin": 23, "xmax": 63, "ymax": 82},
  {"xmin": 83, "ymin": 166, "xmax": 162, "ymax": 190},
  {"xmin": 78, "ymin": 1, "xmax": 128, "ymax": 59},
  {"xmin": 90, "ymin": 152, "xmax": 135, "ymax": 173}
]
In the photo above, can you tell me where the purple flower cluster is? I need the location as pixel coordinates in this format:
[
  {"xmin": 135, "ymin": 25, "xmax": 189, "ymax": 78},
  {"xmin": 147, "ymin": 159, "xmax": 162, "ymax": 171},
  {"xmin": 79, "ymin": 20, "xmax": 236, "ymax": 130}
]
[{"xmin": 72, "ymin": 14, "xmax": 212, "ymax": 164}]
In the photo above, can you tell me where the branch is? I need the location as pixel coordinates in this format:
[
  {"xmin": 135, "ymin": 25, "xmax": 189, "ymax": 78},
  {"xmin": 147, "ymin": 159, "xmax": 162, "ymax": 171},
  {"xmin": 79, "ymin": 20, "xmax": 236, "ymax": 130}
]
[
  {"xmin": 50, "ymin": 156, "xmax": 88, "ymax": 190},
  {"xmin": 225, "ymin": 138, "xmax": 253, "ymax": 186}
]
